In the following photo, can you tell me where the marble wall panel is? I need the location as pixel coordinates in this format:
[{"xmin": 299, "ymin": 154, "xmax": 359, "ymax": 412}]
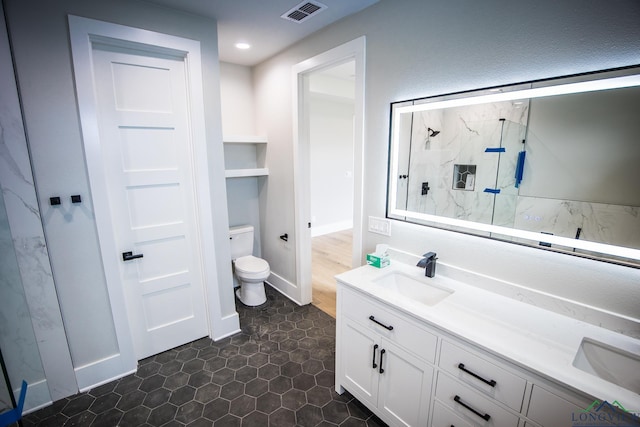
[
  {"xmin": 514, "ymin": 197, "xmax": 640, "ymax": 250},
  {"xmin": 0, "ymin": 4, "xmax": 76, "ymax": 409}
]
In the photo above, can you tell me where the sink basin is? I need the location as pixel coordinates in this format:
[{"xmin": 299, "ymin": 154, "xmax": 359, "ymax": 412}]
[
  {"xmin": 573, "ymin": 338, "xmax": 640, "ymax": 393},
  {"xmin": 372, "ymin": 272, "xmax": 453, "ymax": 306}
]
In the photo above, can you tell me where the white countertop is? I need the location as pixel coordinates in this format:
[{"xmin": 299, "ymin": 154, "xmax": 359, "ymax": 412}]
[{"xmin": 335, "ymin": 261, "xmax": 640, "ymax": 410}]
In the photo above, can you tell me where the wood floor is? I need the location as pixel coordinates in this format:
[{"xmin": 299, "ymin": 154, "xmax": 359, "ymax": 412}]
[{"xmin": 311, "ymin": 229, "xmax": 352, "ymax": 318}]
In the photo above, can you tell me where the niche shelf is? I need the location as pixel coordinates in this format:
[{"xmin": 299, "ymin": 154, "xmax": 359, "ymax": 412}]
[
  {"xmin": 223, "ymin": 135, "xmax": 268, "ymax": 178},
  {"xmin": 225, "ymin": 168, "xmax": 269, "ymax": 178}
]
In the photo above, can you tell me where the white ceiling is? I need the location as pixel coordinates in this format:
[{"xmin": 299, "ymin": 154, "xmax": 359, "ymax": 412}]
[{"xmin": 141, "ymin": 0, "xmax": 379, "ymax": 66}]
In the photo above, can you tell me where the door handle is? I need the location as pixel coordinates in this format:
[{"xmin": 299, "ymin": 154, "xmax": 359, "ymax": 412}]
[
  {"xmin": 122, "ymin": 251, "xmax": 144, "ymax": 261},
  {"xmin": 379, "ymin": 349, "xmax": 386, "ymax": 374}
]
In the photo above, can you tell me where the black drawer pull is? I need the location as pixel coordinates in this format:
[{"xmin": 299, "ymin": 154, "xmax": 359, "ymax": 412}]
[
  {"xmin": 369, "ymin": 315, "xmax": 393, "ymax": 330},
  {"xmin": 453, "ymin": 395, "xmax": 491, "ymax": 421},
  {"xmin": 379, "ymin": 349, "xmax": 386, "ymax": 374},
  {"xmin": 458, "ymin": 363, "xmax": 497, "ymax": 387},
  {"xmin": 372, "ymin": 344, "xmax": 378, "ymax": 369}
]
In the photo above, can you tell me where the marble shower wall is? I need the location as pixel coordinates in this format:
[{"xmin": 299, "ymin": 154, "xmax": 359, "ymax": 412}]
[
  {"xmin": 0, "ymin": 5, "xmax": 76, "ymax": 411},
  {"xmin": 405, "ymin": 100, "xmax": 529, "ymax": 224},
  {"xmin": 513, "ymin": 197, "xmax": 640, "ymax": 250},
  {"xmin": 0, "ymin": 194, "xmax": 44, "ymax": 411},
  {"xmin": 401, "ymin": 98, "xmax": 640, "ymax": 253}
]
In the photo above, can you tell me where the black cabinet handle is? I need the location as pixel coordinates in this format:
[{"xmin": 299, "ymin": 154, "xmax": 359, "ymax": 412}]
[
  {"xmin": 122, "ymin": 251, "xmax": 144, "ymax": 261},
  {"xmin": 379, "ymin": 349, "xmax": 386, "ymax": 374},
  {"xmin": 453, "ymin": 395, "xmax": 491, "ymax": 421},
  {"xmin": 458, "ymin": 363, "xmax": 497, "ymax": 387},
  {"xmin": 369, "ymin": 316, "xmax": 393, "ymax": 331},
  {"xmin": 372, "ymin": 344, "xmax": 378, "ymax": 369}
]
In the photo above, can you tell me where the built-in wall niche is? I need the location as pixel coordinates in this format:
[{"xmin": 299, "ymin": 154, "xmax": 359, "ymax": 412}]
[
  {"xmin": 223, "ymin": 135, "xmax": 268, "ymax": 178},
  {"xmin": 453, "ymin": 164, "xmax": 476, "ymax": 191}
]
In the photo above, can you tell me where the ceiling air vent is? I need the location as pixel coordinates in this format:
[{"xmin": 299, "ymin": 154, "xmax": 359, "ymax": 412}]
[{"xmin": 281, "ymin": 1, "xmax": 327, "ymax": 23}]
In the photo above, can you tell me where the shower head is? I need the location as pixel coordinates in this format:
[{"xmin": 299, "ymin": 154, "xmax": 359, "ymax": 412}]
[{"xmin": 428, "ymin": 127, "xmax": 440, "ymax": 137}]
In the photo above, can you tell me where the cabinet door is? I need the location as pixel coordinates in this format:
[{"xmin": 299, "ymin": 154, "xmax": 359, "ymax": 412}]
[
  {"xmin": 378, "ymin": 338, "xmax": 433, "ymax": 427},
  {"xmin": 340, "ymin": 318, "xmax": 380, "ymax": 408}
]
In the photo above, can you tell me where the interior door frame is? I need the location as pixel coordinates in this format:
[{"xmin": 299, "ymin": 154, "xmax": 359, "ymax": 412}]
[
  {"xmin": 292, "ymin": 37, "xmax": 366, "ymax": 305},
  {"xmin": 68, "ymin": 16, "xmax": 219, "ymax": 388}
]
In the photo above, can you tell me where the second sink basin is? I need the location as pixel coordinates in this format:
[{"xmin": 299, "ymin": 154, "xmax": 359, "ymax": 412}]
[
  {"xmin": 573, "ymin": 338, "xmax": 640, "ymax": 394},
  {"xmin": 372, "ymin": 271, "xmax": 453, "ymax": 306}
]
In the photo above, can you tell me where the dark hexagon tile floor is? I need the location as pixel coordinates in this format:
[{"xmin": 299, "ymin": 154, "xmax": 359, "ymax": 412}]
[{"xmin": 22, "ymin": 287, "xmax": 387, "ymax": 426}]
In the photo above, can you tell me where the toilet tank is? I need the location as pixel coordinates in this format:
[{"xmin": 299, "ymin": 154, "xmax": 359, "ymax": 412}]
[{"xmin": 229, "ymin": 225, "xmax": 254, "ymax": 259}]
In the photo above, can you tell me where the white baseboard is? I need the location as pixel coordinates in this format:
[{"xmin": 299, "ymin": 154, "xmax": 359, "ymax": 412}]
[
  {"xmin": 19, "ymin": 379, "xmax": 51, "ymax": 414},
  {"xmin": 74, "ymin": 353, "xmax": 136, "ymax": 392},
  {"xmin": 211, "ymin": 311, "xmax": 241, "ymax": 341},
  {"xmin": 266, "ymin": 275, "xmax": 303, "ymax": 306},
  {"xmin": 311, "ymin": 221, "xmax": 352, "ymax": 237}
]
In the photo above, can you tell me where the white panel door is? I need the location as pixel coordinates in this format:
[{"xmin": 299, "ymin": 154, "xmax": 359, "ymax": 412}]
[
  {"xmin": 377, "ymin": 339, "xmax": 432, "ymax": 427},
  {"xmin": 341, "ymin": 318, "xmax": 379, "ymax": 408},
  {"xmin": 92, "ymin": 47, "xmax": 208, "ymax": 360}
]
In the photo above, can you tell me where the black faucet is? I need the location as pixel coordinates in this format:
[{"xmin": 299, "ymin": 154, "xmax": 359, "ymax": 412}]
[{"xmin": 416, "ymin": 252, "xmax": 438, "ymax": 277}]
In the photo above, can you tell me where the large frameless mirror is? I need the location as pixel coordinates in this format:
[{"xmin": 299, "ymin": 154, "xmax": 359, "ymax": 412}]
[{"xmin": 387, "ymin": 66, "xmax": 640, "ymax": 265}]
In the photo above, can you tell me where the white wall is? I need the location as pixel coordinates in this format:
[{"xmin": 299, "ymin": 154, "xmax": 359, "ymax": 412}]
[
  {"xmin": 253, "ymin": 0, "xmax": 640, "ymax": 330},
  {"xmin": 219, "ymin": 62, "xmax": 256, "ymax": 136},
  {"xmin": 309, "ymin": 93, "xmax": 354, "ymax": 236},
  {"xmin": 219, "ymin": 62, "xmax": 263, "ymax": 256},
  {"xmin": 4, "ymin": 0, "xmax": 236, "ymax": 392}
]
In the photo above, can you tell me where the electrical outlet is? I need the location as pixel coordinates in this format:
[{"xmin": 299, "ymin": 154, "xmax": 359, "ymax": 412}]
[{"xmin": 368, "ymin": 216, "xmax": 391, "ymax": 236}]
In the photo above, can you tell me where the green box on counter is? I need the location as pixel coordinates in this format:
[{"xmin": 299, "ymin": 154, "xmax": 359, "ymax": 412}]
[{"xmin": 366, "ymin": 253, "xmax": 390, "ymax": 268}]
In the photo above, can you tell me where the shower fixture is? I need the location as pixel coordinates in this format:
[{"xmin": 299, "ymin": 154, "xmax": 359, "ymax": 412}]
[{"xmin": 428, "ymin": 127, "xmax": 440, "ymax": 137}]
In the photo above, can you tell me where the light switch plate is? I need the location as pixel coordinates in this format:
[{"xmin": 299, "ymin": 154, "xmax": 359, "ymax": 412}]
[{"xmin": 368, "ymin": 216, "xmax": 391, "ymax": 236}]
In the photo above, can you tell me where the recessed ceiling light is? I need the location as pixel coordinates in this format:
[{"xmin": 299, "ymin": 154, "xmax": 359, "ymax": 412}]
[{"xmin": 235, "ymin": 42, "xmax": 251, "ymax": 50}]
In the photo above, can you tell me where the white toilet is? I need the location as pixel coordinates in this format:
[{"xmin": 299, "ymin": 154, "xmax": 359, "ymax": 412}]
[{"xmin": 229, "ymin": 225, "xmax": 270, "ymax": 306}]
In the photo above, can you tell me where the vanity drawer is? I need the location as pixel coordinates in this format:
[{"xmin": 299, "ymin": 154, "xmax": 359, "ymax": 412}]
[
  {"xmin": 340, "ymin": 286, "xmax": 438, "ymax": 363},
  {"xmin": 439, "ymin": 340, "xmax": 526, "ymax": 412},
  {"xmin": 431, "ymin": 400, "xmax": 475, "ymax": 427},
  {"xmin": 527, "ymin": 384, "xmax": 640, "ymax": 427},
  {"xmin": 436, "ymin": 373, "xmax": 520, "ymax": 427}
]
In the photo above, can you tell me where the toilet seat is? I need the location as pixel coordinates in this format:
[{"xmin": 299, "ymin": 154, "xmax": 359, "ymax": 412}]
[{"xmin": 235, "ymin": 255, "xmax": 269, "ymax": 279}]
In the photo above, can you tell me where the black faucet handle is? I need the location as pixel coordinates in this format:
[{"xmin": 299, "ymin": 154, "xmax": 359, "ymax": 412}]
[{"xmin": 422, "ymin": 252, "xmax": 437, "ymax": 260}]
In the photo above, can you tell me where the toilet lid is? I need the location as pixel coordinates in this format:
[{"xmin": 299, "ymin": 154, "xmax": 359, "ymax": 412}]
[{"xmin": 235, "ymin": 255, "xmax": 269, "ymax": 274}]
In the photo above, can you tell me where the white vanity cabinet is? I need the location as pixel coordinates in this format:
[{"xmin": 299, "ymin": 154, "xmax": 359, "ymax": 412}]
[
  {"xmin": 338, "ymin": 286, "xmax": 435, "ymax": 427},
  {"xmin": 335, "ymin": 274, "xmax": 640, "ymax": 427}
]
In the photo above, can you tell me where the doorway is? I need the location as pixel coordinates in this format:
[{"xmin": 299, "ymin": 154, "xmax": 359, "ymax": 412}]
[
  {"xmin": 307, "ymin": 62, "xmax": 356, "ymax": 317},
  {"xmin": 292, "ymin": 37, "xmax": 365, "ymax": 310}
]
